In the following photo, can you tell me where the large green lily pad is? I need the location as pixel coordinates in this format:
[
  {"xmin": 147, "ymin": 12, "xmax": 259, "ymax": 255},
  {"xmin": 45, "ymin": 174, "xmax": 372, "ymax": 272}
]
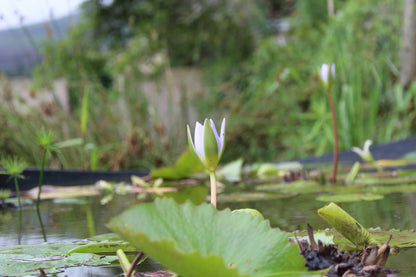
[
  {"xmin": 0, "ymin": 241, "xmax": 118, "ymax": 276},
  {"xmin": 108, "ymin": 198, "xmax": 315, "ymax": 277}
]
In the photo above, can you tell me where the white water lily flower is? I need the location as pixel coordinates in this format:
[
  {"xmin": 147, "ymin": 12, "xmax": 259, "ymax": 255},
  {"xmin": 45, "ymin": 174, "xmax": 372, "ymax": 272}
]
[
  {"xmin": 320, "ymin": 63, "xmax": 335, "ymax": 89},
  {"xmin": 352, "ymin": 139, "xmax": 374, "ymax": 163},
  {"xmin": 187, "ymin": 118, "xmax": 225, "ymax": 171}
]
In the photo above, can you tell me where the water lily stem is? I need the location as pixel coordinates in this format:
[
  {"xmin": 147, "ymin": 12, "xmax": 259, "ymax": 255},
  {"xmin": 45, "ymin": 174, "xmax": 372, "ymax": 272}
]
[
  {"xmin": 327, "ymin": 89, "xmax": 339, "ymax": 184},
  {"xmin": 209, "ymin": 171, "xmax": 217, "ymax": 208}
]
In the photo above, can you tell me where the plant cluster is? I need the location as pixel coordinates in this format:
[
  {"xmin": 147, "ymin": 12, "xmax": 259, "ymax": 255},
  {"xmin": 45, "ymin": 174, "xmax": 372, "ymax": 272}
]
[{"xmin": 0, "ymin": 0, "xmax": 413, "ymax": 170}]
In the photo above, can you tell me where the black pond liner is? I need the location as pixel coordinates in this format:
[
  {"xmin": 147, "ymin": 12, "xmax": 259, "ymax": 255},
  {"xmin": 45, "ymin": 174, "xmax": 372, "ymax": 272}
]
[
  {"xmin": 0, "ymin": 168, "xmax": 149, "ymax": 191},
  {"xmin": 1, "ymin": 136, "xmax": 416, "ymax": 191},
  {"xmin": 298, "ymin": 136, "xmax": 416, "ymax": 164}
]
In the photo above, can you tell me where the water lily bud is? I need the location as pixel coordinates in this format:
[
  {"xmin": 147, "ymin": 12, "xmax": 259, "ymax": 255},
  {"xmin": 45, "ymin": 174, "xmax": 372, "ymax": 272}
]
[
  {"xmin": 319, "ymin": 63, "xmax": 335, "ymax": 90},
  {"xmin": 187, "ymin": 118, "xmax": 225, "ymax": 172}
]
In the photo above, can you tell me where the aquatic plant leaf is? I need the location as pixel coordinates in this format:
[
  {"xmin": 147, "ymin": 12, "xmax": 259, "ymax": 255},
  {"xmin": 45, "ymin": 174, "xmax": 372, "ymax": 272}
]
[
  {"xmin": 292, "ymin": 228, "xmax": 416, "ymax": 251},
  {"xmin": 354, "ymin": 176, "xmax": 416, "ymax": 185},
  {"xmin": 257, "ymin": 181, "xmax": 325, "ymax": 194},
  {"xmin": 218, "ymin": 192, "xmax": 295, "ymax": 202},
  {"xmin": 345, "ymin": 162, "xmax": 360, "ymax": 185},
  {"xmin": 318, "ymin": 202, "xmax": 378, "ymax": 246},
  {"xmin": 0, "ymin": 242, "xmax": 117, "ymax": 276},
  {"xmin": 108, "ymin": 198, "xmax": 308, "ymax": 277},
  {"xmin": 256, "ymin": 163, "xmax": 280, "ymax": 179},
  {"xmin": 150, "ymin": 149, "xmax": 204, "ymax": 180},
  {"xmin": 67, "ymin": 241, "xmax": 137, "ymax": 255},
  {"xmin": 316, "ymin": 193, "xmax": 384, "ymax": 202},
  {"xmin": 367, "ymin": 184, "xmax": 416, "ymax": 194},
  {"xmin": 216, "ymin": 158, "xmax": 243, "ymax": 182},
  {"xmin": 161, "ymin": 186, "xmax": 207, "ymax": 205}
]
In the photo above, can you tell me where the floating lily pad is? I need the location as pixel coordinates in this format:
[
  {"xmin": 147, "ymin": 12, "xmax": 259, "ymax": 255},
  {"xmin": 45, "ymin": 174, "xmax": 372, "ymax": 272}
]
[
  {"xmin": 316, "ymin": 193, "xmax": 384, "ymax": 202},
  {"xmin": 0, "ymin": 242, "xmax": 117, "ymax": 276},
  {"xmin": 367, "ymin": 184, "xmax": 416, "ymax": 194},
  {"xmin": 217, "ymin": 191, "xmax": 295, "ymax": 202},
  {"xmin": 354, "ymin": 176, "xmax": 416, "ymax": 186},
  {"xmin": 256, "ymin": 181, "xmax": 325, "ymax": 194},
  {"xmin": 161, "ymin": 186, "xmax": 207, "ymax": 205},
  {"xmin": 108, "ymin": 198, "xmax": 312, "ymax": 277}
]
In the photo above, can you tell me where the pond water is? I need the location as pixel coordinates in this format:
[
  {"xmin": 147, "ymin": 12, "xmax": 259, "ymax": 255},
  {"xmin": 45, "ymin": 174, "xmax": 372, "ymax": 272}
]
[{"xmin": 1, "ymin": 188, "xmax": 415, "ymax": 276}]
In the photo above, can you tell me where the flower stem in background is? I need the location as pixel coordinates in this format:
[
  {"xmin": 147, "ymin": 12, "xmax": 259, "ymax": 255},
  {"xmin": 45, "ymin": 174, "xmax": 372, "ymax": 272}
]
[
  {"xmin": 319, "ymin": 63, "xmax": 338, "ymax": 184},
  {"xmin": 327, "ymin": 89, "xmax": 339, "ymax": 183},
  {"xmin": 209, "ymin": 171, "xmax": 217, "ymax": 208}
]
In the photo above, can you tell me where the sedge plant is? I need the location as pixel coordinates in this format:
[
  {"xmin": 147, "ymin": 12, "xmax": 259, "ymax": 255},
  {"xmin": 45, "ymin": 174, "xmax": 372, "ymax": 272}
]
[
  {"xmin": 187, "ymin": 118, "xmax": 225, "ymax": 208},
  {"xmin": 319, "ymin": 63, "xmax": 339, "ymax": 183},
  {"xmin": 0, "ymin": 156, "xmax": 27, "ymax": 211},
  {"xmin": 36, "ymin": 128, "xmax": 59, "ymax": 242},
  {"xmin": 36, "ymin": 129, "xmax": 57, "ymax": 209},
  {"xmin": 0, "ymin": 156, "xmax": 27, "ymax": 244}
]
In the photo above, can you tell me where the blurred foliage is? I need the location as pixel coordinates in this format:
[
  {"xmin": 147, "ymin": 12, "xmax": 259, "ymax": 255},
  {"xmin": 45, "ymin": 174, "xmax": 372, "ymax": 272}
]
[
  {"xmin": 1, "ymin": 0, "xmax": 415, "ymax": 169},
  {"xmin": 81, "ymin": 0, "xmax": 269, "ymax": 65}
]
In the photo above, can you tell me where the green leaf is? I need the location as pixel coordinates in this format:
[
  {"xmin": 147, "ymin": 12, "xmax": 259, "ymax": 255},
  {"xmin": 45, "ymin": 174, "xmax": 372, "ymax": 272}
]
[
  {"xmin": 150, "ymin": 149, "xmax": 204, "ymax": 180},
  {"xmin": 161, "ymin": 186, "xmax": 208, "ymax": 205},
  {"xmin": 292, "ymin": 228, "xmax": 416, "ymax": 251},
  {"xmin": 345, "ymin": 162, "xmax": 360, "ymax": 185},
  {"xmin": 67, "ymin": 241, "xmax": 137, "ymax": 255},
  {"xmin": 216, "ymin": 158, "xmax": 244, "ymax": 182},
  {"xmin": 318, "ymin": 202, "xmax": 378, "ymax": 246},
  {"xmin": 0, "ymin": 242, "xmax": 117, "ymax": 276},
  {"xmin": 108, "ymin": 198, "xmax": 307, "ymax": 277},
  {"xmin": 316, "ymin": 193, "xmax": 384, "ymax": 202}
]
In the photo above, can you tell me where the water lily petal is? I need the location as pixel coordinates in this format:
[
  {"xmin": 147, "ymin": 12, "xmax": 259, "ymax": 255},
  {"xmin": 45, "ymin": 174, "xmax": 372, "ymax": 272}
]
[
  {"xmin": 219, "ymin": 118, "xmax": 226, "ymax": 154},
  {"xmin": 218, "ymin": 118, "xmax": 225, "ymax": 155},
  {"xmin": 194, "ymin": 121, "xmax": 205, "ymax": 160},
  {"xmin": 320, "ymin": 63, "xmax": 329, "ymax": 84},
  {"xmin": 363, "ymin": 140, "xmax": 372, "ymax": 153},
  {"xmin": 209, "ymin": 119, "xmax": 222, "ymax": 155},
  {"xmin": 352, "ymin": 147, "xmax": 364, "ymax": 157}
]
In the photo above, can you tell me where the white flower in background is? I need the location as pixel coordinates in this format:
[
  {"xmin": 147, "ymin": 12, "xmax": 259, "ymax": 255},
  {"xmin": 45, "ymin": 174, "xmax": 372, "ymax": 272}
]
[
  {"xmin": 352, "ymin": 139, "xmax": 374, "ymax": 163},
  {"xmin": 319, "ymin": 63, "xmax": 336, "ymax": 89},
  {"xmin": 187, "ymin": 118, "xmax": 225, "ymax": 172}
]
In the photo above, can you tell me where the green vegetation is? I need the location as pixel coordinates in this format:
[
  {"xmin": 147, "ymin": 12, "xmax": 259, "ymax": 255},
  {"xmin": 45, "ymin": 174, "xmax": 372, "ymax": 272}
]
[{"xmin": 0, "ymin": 0, "xmax": 411, "ymax": 169}]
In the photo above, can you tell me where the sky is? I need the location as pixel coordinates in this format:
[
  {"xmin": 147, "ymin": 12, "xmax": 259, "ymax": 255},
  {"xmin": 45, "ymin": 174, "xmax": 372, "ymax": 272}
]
[{"xmin": 0, "ymin": 0, "xmax": 85, "ymax": 30}]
